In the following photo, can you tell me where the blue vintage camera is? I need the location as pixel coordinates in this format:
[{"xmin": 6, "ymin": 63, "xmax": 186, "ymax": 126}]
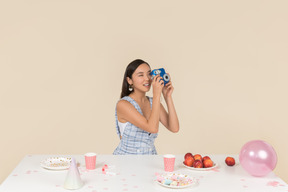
[{"xmin": 150, "ymin": 68, "xmax": 170, "ymax": 85}]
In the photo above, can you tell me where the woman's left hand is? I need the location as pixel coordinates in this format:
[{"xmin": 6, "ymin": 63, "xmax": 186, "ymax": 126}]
[{"xmin": 162, "ymin": 73, "xmax": 174, "ymax": 99}]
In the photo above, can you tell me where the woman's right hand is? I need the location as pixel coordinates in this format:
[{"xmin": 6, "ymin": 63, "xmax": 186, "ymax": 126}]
[{"xmin": 152, "ymin": 74, "xmax": 164, "ymax": 97}]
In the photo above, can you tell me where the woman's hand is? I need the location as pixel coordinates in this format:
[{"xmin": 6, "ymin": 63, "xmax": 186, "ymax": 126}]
[
  {"xmin": 152, "ymin": 74, "xmax": 164, "ymax": 97},
  {"xmin": 159, "ymin": 73, "xmax": 179, "ymax": 133},
  {"xmin": 162, "ymin": 73, "xmax": 174, "ymax": 99}
]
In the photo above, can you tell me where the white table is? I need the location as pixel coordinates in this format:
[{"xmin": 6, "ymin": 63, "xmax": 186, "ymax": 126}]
[{"xmin": 0, "ymin": 154, "xmax": 287, "ymax": 192}]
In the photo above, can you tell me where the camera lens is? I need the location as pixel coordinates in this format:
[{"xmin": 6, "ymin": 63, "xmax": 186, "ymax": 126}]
[{"xmin": 163, "ymin": 74, "xmax": 170, "ymax": 81}]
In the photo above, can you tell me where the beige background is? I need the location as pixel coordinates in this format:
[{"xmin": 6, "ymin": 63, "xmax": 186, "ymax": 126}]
[{"xmin": 0, "ymin": 0, "xmax": 287, "ymax": 184}]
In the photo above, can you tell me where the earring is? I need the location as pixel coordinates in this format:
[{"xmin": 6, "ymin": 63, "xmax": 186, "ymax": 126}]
[{"xmin": 129, "ymin": 84, "xmax": 133, "ymax": 91}]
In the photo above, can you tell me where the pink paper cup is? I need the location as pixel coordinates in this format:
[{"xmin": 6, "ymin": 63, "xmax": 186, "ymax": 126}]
[
  {"xmin": 163, "ymin": 154, "xmax": 175, "ymax": 172},
  {"xmin": 85, "ymin": 153, "xmax": 97, "ymax": 170}
]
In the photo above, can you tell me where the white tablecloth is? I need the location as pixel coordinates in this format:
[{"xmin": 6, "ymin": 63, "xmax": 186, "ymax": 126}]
[{"xmin": 0, "ymin": 154, "xmax": 287, "ymax": 192}]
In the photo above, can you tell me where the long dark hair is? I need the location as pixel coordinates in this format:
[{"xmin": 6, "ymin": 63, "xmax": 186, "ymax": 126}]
[{"xmin": 120, "ymin": 59, "xmax": 150, "ymax": 98}]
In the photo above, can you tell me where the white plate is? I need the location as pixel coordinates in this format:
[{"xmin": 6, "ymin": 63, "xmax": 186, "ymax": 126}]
[
  {"xmin": 155, "ymin": 173, "xmax": 198, "ymax": 189},
  {"xmin": 40, "ymin": 157, "xmax": 72, "ymax": 170},
  {"xmin": 183, "ymin": 162, "xmax": 218, "ymax": 171}
]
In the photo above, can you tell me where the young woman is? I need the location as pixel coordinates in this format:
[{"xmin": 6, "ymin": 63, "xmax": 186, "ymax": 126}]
[{"xmin": 113, "ymin": 59, "xmax": 179, "ymax": 155}]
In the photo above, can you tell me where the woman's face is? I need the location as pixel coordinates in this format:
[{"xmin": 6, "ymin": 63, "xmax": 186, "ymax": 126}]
[{"xmin": 129, "ymin": 63, "xmax": 152, "ymax": 93}]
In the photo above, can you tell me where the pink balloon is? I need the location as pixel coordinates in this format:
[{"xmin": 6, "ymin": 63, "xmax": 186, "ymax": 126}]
[{"xmin": 239, "ymin": 140, "xmax": 277, "ymax": 177}]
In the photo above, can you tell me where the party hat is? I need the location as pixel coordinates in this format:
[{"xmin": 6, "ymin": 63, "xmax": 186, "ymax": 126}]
[{"xmin": 64, "ymin": 158, "xmax": 84, "ymax": 190}]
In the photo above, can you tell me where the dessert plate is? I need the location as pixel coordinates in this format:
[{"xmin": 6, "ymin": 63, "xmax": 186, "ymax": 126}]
[
  {"xmin": 155, "ymin": 173, "xmax": 198, "ymax": 189},
  {"xmin": 183, "ymin": 162, "xmax": 218, "ymax": 171},
  {"xmin": 40, "ymin": 157, "xmax": 72, "ymax": 170}
]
